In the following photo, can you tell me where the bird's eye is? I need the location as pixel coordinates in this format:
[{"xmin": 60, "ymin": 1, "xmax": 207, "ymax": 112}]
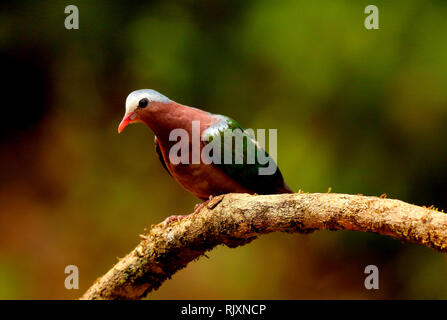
[{"xmin": 138, "ymin": 98, "xmax": 149, "ymax": 108}]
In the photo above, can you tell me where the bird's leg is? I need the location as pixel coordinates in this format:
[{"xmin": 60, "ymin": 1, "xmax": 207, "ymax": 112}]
[
  {"xmin": 163, "ymin": 214, "xmax": 187, "ymax": 224},
  {"xmin": 193, "ymin": 201, "xmax": 209, "ymax": 214},
  {"xmin": 164, "ymin": 195, "xmax": 225, "ymax": 224},
  {"xmin": 163, "ymin": 198, "xmax": 212, "ymax": 224},
  {"xmin": 194, "ymin": 195, "xmax": 225, "ymax": 214},
  {"xmin": 193, "ymin": 195, "xmax": 214, "ymax": 214}
]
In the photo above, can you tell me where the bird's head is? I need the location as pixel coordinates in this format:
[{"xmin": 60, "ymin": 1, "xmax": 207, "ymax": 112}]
[{"xmin": 118, "ymin": 89, "xmax": 171, "ymax": 133}]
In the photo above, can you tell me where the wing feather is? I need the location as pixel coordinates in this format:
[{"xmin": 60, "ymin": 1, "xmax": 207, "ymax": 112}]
[
  {"xmin": 202, "ymin": 115, "xmax": 292, "ymax": 194},
  {"xmin": 154, "ymin": 136, "xmax": 171, "ymax": 176}
]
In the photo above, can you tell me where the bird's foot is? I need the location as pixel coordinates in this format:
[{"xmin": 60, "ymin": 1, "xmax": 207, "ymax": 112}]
[
  {"xmin": 165, "ymin": 196, "xmax": 226, "ymax": 224},
  {"xmin": 163, "ymin": 214, "xmax": 187, "ymax": 224},
  {"xmin": 193, "ymin": 201, "xmax": 208, "ymax": 214},
  {"xmin": 193, "ymin": 195, "xmax": 225, "ymax": 214}
]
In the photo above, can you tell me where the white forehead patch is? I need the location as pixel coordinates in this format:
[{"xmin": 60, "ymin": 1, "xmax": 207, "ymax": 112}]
[{"xmin": 125, "ymin": 89, "xmax": 171, "ymax": 114}]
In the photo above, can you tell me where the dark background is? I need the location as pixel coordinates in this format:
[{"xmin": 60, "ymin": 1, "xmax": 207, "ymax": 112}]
[{"xmin": 1, "ymin": 0, "xmax": 447, "ymax": 299}]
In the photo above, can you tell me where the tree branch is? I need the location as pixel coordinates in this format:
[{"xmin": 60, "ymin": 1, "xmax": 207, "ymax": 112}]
[{"xmin": 80, "ymin": 192, "xmax": 447, "ymax": 300}]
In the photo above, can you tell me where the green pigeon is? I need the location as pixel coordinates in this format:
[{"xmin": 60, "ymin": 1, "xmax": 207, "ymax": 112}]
[{"xmin": 118, "ymin": 89, "xmax": 292, "ymax": 203}]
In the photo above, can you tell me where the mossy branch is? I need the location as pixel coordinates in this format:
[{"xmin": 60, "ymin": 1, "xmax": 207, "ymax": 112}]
[{"xmin": 80, "ymin": 192, "xmax": 447, "ymax": 300}]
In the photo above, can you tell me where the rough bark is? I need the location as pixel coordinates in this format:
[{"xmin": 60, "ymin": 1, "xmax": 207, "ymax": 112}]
[{"xmin": 80, "ymin": 192, "xmax": 447, "ymax": 300}]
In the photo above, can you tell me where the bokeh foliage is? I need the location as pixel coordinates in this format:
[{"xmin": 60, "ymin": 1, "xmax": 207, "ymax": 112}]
[{"xmin": 1, "ymin": 0, "xmax": 447, "ymax": 299}]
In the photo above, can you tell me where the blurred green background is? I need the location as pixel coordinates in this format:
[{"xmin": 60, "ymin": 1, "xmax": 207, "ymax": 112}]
[{"xmin": 1, "ymin": 0, "xmax": 447, "ymax": 299}]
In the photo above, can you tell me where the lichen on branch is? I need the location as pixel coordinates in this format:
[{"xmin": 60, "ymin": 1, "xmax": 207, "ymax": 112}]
[{"xmin": 80, "ymin": 192, "xmax": 447, "ymax": 300}]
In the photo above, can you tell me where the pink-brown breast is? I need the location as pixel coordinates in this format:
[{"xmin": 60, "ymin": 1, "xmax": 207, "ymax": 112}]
[
  {"xmin": 141, "ymin": 101, "xmax": 252, "ymax": 200},
  {"xmin": 159, "ymin": 142, "xmax": 252, "ymax": 200}
]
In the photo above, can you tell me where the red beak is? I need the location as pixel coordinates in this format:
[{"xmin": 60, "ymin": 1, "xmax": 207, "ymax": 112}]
[{"xmin": 118, "ymin": 113, "xmax": 133, "ymax": 133}]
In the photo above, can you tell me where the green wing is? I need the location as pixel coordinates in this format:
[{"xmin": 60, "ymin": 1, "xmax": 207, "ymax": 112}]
[{"xmin": 202, "ymin": 115, "xmax": 292, "ymax": 194}]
